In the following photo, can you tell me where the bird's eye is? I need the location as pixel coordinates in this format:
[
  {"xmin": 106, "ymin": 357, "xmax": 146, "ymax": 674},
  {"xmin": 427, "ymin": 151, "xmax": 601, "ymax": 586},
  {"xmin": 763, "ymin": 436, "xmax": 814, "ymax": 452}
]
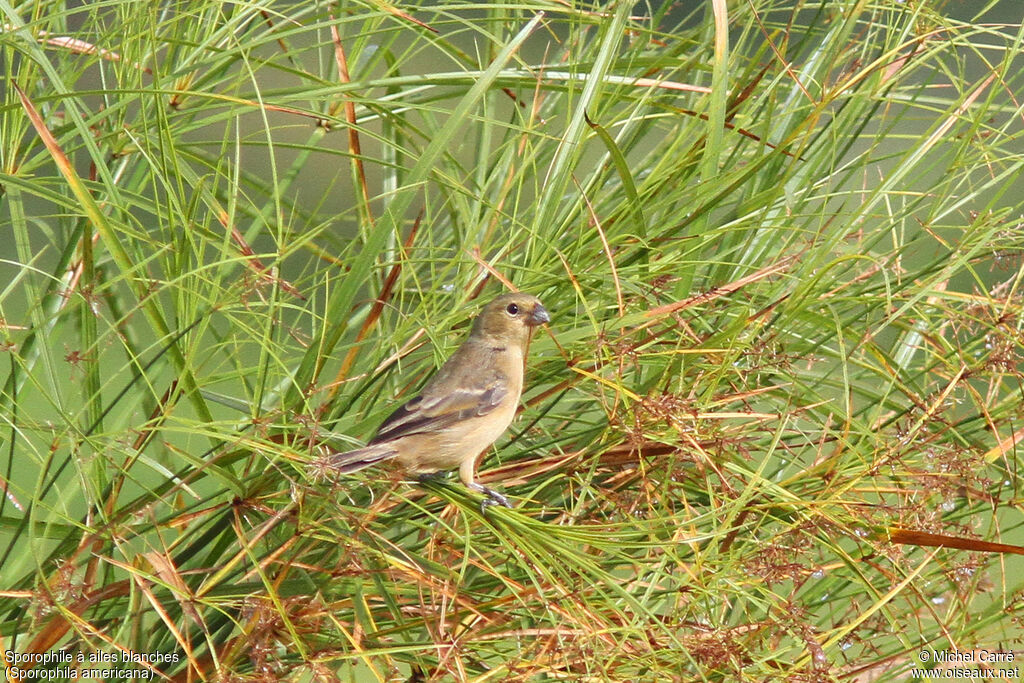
[{"xmin": 505, "ymin": 303, "xmax": 519, "ymax": 316}]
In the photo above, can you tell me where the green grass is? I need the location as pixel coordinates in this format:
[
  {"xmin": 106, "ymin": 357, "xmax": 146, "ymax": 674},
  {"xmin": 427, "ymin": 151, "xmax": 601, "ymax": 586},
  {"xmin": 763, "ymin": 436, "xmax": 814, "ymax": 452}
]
[{"xmin": 2, "ymin": 0, "xmax": 1024, "ymax": 680}]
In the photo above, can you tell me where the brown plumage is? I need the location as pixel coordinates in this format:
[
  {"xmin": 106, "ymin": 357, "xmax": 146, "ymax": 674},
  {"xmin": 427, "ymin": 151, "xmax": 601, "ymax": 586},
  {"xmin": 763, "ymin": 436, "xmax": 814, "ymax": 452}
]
[{"xmin": 329, "ymin": 293, "xmax": 549, "ymax": 509}]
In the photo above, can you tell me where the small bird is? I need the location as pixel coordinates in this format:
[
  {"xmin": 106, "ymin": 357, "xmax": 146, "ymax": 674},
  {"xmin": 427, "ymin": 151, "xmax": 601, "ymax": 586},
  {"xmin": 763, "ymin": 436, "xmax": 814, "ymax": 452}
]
[{"xmin": 329, "ymin": 293, "xmax": 549, "ymax": 510}]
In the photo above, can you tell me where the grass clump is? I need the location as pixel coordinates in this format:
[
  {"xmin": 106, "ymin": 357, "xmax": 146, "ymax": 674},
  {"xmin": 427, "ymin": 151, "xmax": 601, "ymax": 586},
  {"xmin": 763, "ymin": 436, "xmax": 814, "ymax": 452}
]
[{"xmin": 1, "ymin": 0, "xmax": 1023, "ymax": 680}]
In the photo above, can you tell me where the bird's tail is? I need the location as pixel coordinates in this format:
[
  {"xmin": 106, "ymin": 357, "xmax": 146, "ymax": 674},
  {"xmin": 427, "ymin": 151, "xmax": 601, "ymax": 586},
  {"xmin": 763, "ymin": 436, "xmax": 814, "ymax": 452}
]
[{"xmin": 327, "ymin": 443, "xmax": 399, "ymax": 473}]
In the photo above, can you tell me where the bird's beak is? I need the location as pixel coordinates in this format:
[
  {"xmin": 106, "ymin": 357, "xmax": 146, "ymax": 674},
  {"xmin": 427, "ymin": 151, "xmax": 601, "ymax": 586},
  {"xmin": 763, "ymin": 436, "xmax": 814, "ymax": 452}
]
[{"xmin": 528, "ymin": 304, "xmax": 550, "ymax": 326}]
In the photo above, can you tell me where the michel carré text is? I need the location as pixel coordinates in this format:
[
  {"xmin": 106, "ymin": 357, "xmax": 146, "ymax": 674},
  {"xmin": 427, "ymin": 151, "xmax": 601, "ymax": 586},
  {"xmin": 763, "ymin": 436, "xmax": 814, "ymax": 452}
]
[{"xmin": 929, "ymin": 650, "xmax": 1016, "ymax": 663}]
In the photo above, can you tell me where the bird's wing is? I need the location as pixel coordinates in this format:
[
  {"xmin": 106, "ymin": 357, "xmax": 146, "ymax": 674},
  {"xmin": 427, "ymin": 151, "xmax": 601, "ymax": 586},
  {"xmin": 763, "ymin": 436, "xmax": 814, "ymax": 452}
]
[{"xmin": 370, "ymin": 368, "xmax": 508, "ymax": 444}]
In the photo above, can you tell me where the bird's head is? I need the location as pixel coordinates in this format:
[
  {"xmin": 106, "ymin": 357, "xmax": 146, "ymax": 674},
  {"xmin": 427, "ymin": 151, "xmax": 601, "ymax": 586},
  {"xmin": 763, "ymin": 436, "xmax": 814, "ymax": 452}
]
[{"xmin": 471, "ymin": 292, "xmax": 549, "ymax": 345}]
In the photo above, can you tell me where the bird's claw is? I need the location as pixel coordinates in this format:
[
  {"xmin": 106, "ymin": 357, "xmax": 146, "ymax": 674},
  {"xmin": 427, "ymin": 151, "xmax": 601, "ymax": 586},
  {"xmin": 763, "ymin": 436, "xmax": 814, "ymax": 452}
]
[
  {"xmin": 475, "ymin": 485, "xmax": 512, "ymax": 513},
  {"xmin": 467, "ymin": 482, "xmax": 512, "ymax": 512}
]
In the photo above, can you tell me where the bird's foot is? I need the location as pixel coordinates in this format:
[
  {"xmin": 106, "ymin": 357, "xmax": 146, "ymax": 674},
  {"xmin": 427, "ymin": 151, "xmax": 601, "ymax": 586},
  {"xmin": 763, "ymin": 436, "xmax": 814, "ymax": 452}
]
[
  {"xmin": 416, "ymin": 471, "xmax": 451, "ymax": 483},
  {"xmin": 469, "ymin": 482, "xmax": 512, "ymax": 513}
]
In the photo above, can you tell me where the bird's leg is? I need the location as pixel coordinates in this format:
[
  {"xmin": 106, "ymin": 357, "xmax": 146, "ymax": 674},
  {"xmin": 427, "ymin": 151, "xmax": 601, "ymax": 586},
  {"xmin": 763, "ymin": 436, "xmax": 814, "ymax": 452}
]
[{"xmin": 459, "ymin": 458, "xmax": 511, "ymax": 512}]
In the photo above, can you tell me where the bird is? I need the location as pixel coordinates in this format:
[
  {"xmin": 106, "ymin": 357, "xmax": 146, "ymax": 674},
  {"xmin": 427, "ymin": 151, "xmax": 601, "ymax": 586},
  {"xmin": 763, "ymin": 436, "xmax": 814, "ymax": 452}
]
[{"xmin": 328, "ymin": 292, "xmax": 549, "ymax": 510}]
